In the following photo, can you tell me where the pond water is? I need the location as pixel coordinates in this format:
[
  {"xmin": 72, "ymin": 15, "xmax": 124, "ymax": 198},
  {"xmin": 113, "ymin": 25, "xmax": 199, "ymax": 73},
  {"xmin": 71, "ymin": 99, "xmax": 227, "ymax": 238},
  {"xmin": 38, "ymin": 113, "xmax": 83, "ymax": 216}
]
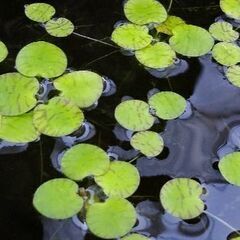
[{"xmin": 1, "ymin": 0, "xmax": 240, "ymax": 240}]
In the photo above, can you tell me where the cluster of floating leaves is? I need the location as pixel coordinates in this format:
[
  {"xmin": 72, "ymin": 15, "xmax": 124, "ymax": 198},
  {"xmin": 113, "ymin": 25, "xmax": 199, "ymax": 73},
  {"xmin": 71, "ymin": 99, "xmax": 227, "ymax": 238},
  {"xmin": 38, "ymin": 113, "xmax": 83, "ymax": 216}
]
[{"xmin": 2, "ymin": 1, "xmax": 240, "ymax": 240}]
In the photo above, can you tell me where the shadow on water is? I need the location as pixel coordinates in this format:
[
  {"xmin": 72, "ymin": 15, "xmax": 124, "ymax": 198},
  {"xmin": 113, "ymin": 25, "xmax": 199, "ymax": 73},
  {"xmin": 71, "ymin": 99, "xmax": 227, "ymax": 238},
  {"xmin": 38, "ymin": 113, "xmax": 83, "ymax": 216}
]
[{"xmin": 2, "ymin": 0, "xmax": 240, "ymax": 240}]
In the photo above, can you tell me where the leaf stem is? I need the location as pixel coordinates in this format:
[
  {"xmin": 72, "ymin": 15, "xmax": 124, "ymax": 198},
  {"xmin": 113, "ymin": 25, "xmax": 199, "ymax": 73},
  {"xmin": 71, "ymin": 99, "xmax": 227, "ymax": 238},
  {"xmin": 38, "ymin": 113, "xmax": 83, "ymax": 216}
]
[
  {"xmin": 204, "ymin": 210, "xmax": 240, "ymax": 236},
  {"xmin": 168, "ymin": 0, "xmax": 173, "ymax": 12},
  {"xmin": 72, "ymin": 32, "xmax": 118, "ymax": 48}
]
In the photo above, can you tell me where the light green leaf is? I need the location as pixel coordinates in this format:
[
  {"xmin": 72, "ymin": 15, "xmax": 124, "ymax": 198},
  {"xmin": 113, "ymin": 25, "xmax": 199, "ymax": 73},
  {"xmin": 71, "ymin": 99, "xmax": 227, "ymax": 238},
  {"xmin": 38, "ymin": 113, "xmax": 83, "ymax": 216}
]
[
  {"xmin": 61, "ymin": 143, "xmax": 110, "ymax": 181},
  {"xmin": 124, "ymin": 0, "xmax": 167, "ymax": 25},
  {"xmin": 209, "ymin": 21, "xmax": 239, "ymax": 42},
  {"xmin": 86, "ymin": 198, "xmax": 136, "ymax": 239},
  {"xmin": 33, "ymin": 178, "xmax": 83, "ymax": 219},
  {"xmin": 160, "ymin": 178, "xmax": 204, "ymax": 220},
  {"xmin": 111, "ymin": 24, "xmax": 152, "ymax": 50},
  {"xmin": 148, "ymin": 91, "xmax": 186, "ymax": 120},
  {"xmin": 156, "ymin": 15, "xmax": 186, "ymax": 35},
  {"xmin": 0, "ymin": 73, "xmax": 39, "ymax": 116},
  {"xmin": 130, "ymin": 131, "xmax": 164, "ymax": 157},
  {"xmin": 219, "ymin": 152, "xmax": 240, "ymax": 186},
  {"xmin": 121, "ymin": 234, "xmax": 149, "ymax": 240},
  {"xmin": 0, "ymin": 112, "xmax": 39, "ymax": 143},
  {"xmin": 33, "ymin": 97, "xmax": 84, "ymax": 137},
  {"xmin": 0, "ymin": 41, "xmax": 8, "ymax": 62},
  {"xmin": 226, "ymin": 65, "xmax": 240, "ymax": 87},
  {"xmin": 220, "ymin": 0, "xmax": 240, "ymax": 20},
  {"xmin": 25, "ymin": 3, "xmax": 55, "ymax": 23},
  {"xmin": 95, "ymin": 161, "xmax": 140, "ymax": 198},
  {"xmin": 115, "ymin": 100, "xmax": 155, "ymax": 131},
  {"xmin": 135, "ymin": 42, "xmax": 176, "ymax": 69},
  {"xmin": 16, "ymin": 41, "xmax": 67, "ymax": 78},
  {"xmin": 54, "ymin": 71, "xmax": 103, "ymax": 108},
  {"xmin": 212, "ymin": 42, "xmax": 240, "ymax": 66},
  {"xmin": 169, "ymin": 24, "xmax": 214, "ymax": 57},
  {"xmin": 45, "ymin": 18, "xmax": 74, "ymax": 37}
]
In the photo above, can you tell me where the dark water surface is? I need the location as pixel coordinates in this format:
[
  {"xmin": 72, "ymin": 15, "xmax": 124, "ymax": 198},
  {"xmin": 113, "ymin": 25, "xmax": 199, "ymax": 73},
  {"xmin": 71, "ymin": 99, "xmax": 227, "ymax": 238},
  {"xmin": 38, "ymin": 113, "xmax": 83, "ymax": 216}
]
[{"xmin": 2, "ymin": 1, "xmax": 240, "ymax": 240}]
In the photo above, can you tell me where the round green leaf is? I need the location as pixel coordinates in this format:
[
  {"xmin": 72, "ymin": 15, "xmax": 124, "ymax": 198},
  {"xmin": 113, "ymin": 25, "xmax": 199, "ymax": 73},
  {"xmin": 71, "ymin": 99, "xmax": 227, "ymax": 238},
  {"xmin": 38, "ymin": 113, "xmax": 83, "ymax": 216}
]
[
  {"xmin": 45, "ymin": 18, "xmax": 74, "ymax": 37},
  {"xmin": 0, "ymin": 112, "xmax": 39, "ymax": 143},
  {"xmin": 33, "ymin": 97, "xmax": 84, "ymax": 137},
  {"xmin": 124, "ymin": 0, "xmax": 167, "ymax": 25},
  {"xmin": 220, "ymin": 0, "xmax": 240, "ymax": 20},
  {"xmin": 25, "ymin": 3, "xmax": 55, "ymax": 23},
  {"xmin": 61, "ymin": 143, "xmax": 110, "ymax": 181},
  {"xmin": 156, "ymin": 15, "xmax": 185, "ymax": 35},
  {"xmin": 148, "ymin": 91, "xmax": 186, "ymax": 120},
  {"xmin": 0, "ymin": 73, "xmax": 39, "ymax": 116},
  {"xmin": 130, "ymin": 131, "xmax": 164, "ymax": 157},
  {"xmin": 219, "ymin": 152, "xmax": 240, "ymax": 186},
  {"xmin": 16, "ymin": 41, "xmax": 67, "ymax": 78},
  {"xmin": 135, "ymin": 42, "xmax": 176, "ymax": 69},
  {"xmin": 114, "ymin": 100, "xmax": 155, "ymax": 131},
  {"xmin": 0, "ymin": 41, "xmax": 8, "ymax": 62},
  {"xmin": 160, "ymin": 178, "xmax": 204, "ymax": 220},
  {"xmin": 226, "ymin": 65, "xmax": 240, "ymax": 87},
  {"xmin": 212, "ymin": 42, "xmax": 240, "ymax": 66},
  {"xmin": 111, "ymin": 24, "xmax": 152, "ymax": 50},
  {"xmin": 33, "ymin": 178, "xmax": 83, "ymax": 219},
  {"xmin": 121, "ymin": 234, "xmax": 149, "ymax": 240},
  {"xmin": 209, "ymin": 21, "xmax": 239, "ymax": 42},
  {"xmin": 169, "ymin": 24, "xmax": 214, "ymax": 57},
  {"xmin": 95, "ymin": 161, "xmax": 140, "ymax": 198},
  {"xmin": 54, "ymin": 71, "xmax": 103, "ymax": 108},
  {"xmin": 86, "ymin": 198, "xmax": 137, "ymax": 239}
]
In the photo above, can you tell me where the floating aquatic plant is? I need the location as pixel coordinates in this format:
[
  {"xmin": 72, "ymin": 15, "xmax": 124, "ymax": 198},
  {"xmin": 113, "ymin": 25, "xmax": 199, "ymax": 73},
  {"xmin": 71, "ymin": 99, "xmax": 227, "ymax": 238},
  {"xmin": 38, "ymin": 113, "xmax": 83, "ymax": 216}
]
[
  {"xmin": 86, "ymin": 197, "xmax": 136, "ymax": 239},
  {"xmin": 123, "ymin": 0, "xmax": 167, "ymax": 25},
  {"xmin": 220, "ymin": 0, "xmax": 240, "ymax": 20},
  {"xmin": 156, "ymin": 15, "xmax": 185, "ymax": 35},
  {"xmin": 0, "ymin": 112, "xmax": 39, "ymax": 143},
  {"xmin": 33, "ymin": 178, "xmax": 83, "ymax": 219},
  {"xmin": 212, "ymin": 42, "xmax": 240, "ymax": 66},
  {"xmin": 226, "ymin": 65, "xmax": 240, "ymax": 87},
  {"xmin": 16, "ymin": 41, "xmax": 67, "ymax": 78},
  {"xmin": 45, "ymin": 17, "xmax": 74, "ymax": 37},
  {"xmin": 135, "ymin": 42, "xmax": 176, "ymax": 69},
  {"xmin": 0, "ymin": 41, "xmax": 8, "ymax": 62},
  {"xmin": 61, "ymin": 143, "xmax": 110, "ymax": 181},
  {"xmin": 33, "ymin": 97, "xmax": 84, "ymax": 137},
  {"xmin": 0, "ymin": 73, "xmax": 39, "ymax": 116},
  {"xmin": 54, "ymin": 71, "xmax": 104, "ymax": 108},
  {"xmin": 169, "ymin": 24, "xmax": 214, "ymax": 57},
  {"xmin": 111, "ymin": 24, "xmax": 152, "ymax": 50},
  {"xmin": 114, "ymin": 99, "xmax": 154, "ymax": 131},
  {"xmin": 130, "ymin": 131, "xmax": 164, "ymax": 157},
  {"xmin": 160, "ymin": 178, "xmax": 204, "ymax": 219},
  {"xmin": 121, "ymin": 234, "xmax": 149, "ymax": 240},
  {"xmin": 24, "ymin": 3, "xmax": 55, "ymax": 23},
  {"xmin": 219, "ymin": 152, "xmax": 240, "ymax": 186},
  {"xmin": 209, "ymin": 21, "xmax": 239, "ymax": 42},
  {"xmin": 95, "ymin": 161, "xmax": 140, "ymax": 198},
  {"xmin": 148, "ymin": 91, "xmax": 186, "ymax": 120}
]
